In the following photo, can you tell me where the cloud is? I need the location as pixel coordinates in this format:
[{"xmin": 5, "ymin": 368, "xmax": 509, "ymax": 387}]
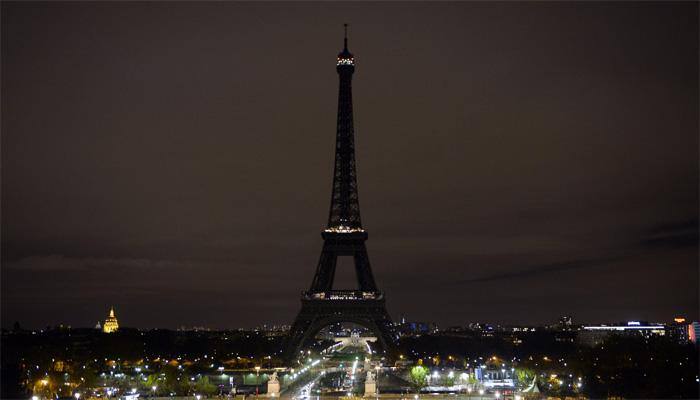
[
  {"xmin": 453, "ymin": 256, "xmax": 619, "ymax": 284},
  {"xmin": 640, "ymin": 218, "xmax": 699, "ymax": 249},
  {"xmin": 2, "ymin": 254, "xmax": 195, "ymax": 271}
]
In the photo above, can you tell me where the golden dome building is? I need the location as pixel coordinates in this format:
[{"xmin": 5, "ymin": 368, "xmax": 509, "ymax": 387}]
[{"xmin": 102, "ymin": 306, "xmax": 119, "ymax": 333}]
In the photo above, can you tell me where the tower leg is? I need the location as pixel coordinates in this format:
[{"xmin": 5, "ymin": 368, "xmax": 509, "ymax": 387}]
[{"xmin": 284, "ymin": 299, "xmax": 396, "ymax": 361}]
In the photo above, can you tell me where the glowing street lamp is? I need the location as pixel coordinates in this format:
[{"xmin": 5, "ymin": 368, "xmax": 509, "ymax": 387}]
[
  {"xmin": 431, "ymin": 370, "xmax": 439, "ymax": 384},
  {"xmin": 74, "ymin": 393, "xmax": 81, "ymax": 400},
  {"xmin": 255, "ymin": 366, "xmax": 261, "ymax": 396},
  {"xmin": 375, "ymin": 365, "xmax": 381, "ymax": 396}
]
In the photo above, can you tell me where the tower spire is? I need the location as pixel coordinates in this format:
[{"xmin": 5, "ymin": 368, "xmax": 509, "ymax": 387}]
[{"xmin": 344, "ymin": 23, "xmax": 348, "ymax": 50}]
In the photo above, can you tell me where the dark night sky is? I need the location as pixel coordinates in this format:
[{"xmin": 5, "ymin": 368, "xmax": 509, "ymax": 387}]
[{"xmin": 2, "ymin": 2, "xmax": 698, "ymax": 329}]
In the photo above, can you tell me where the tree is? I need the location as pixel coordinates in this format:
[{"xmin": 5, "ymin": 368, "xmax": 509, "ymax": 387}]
[
  {"xmin": 515, "ymin": 367, "xmax": 536, "ymax": 388},
  {"xmin": 31, "ymin": 378, "xmax": 57, "ymax": 400},
  {"xmin": 139, "ymin": 373, "xmax": 159, "ymax": 392},
  {"xmin": 161, "ymin": 365, "xmax": 183, "ymax": 394},
  {"xmin": 75, "ymin": 368, "xmax": 99, "ymax": 393},
  {"xmin": 440, "ymin": 374, "xmax": 455, "ymax": 387},
  {"xmin": 409, "ymin": 365, "xmax": 429, "ymax": 393},
  {"xmin": 194, "ymin": 376, "xmax": 217, "ymax": 397}
]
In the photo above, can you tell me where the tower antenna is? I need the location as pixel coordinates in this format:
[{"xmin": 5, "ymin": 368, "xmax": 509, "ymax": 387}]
[{"xmin": 344, "ymin": 23, "xmax": 348, "ymax": 50}]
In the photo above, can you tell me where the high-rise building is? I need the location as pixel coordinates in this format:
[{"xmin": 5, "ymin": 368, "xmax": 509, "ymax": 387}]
[
  {"xmin": 688, "ymin": 322, "xmax": 700, "ymax": 345},
  {"xmin": 102, "ymin": 306, "xmax": 119, "ymax": 333},
  {"xmin": 667, "ymin": 317, "xmax": 690, "ymax": 344}
]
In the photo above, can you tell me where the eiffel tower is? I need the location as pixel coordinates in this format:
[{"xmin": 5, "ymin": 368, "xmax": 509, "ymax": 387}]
[{"xmin": 285, "ymin": 26, "xmax": 395, "ymax": 359}]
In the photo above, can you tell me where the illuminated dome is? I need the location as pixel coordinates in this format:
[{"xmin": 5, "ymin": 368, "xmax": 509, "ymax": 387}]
[{"xmin": 102, "ymin": 306, "xmax": 119, "ymax": 333}]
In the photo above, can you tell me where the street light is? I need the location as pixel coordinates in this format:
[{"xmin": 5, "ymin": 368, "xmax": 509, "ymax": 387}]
[
  {"xmin": 152, "ymin": 385, "xmax": 157, "ymax": 395},
  {"xmin": 375, "ymin": 365, "xmax": 381, "ymax": 396},
  {"xmin": 74, "ymin": 393, "xmax": 81, "ymax": 400},
  {"xmin": 255, "ymin": 366, "xmax": 261, "ymax": 396}
]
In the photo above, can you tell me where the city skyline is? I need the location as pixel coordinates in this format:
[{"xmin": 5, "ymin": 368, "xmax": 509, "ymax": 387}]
[{"xmin": 2, "ymin": 2, "xmax": 698, "ymax": 329}]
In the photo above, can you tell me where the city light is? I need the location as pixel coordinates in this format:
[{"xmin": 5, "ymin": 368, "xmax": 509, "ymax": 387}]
[{"xmin": 3, "ymin": 14, "xmax": 697, "ymax": 400}]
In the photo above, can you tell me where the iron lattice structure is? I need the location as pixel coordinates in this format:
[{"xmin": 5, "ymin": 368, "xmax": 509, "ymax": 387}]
[
  {"xmin": 327, "ymin": 33, "xmax": 361, "ymax": 232},
  {"xmin": 285, "ymin": 27, "xmax": 396, "ymax": 359}
]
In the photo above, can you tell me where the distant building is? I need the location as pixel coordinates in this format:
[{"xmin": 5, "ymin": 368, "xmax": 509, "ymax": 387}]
[
  {"xmin": 688, "ymin": 322, "xmax": 700, "ymax": 345},
  {"xmin": 178, "ymin": 325, "xmax": 212, "ymax": 332},
  {"xmin": 102, "ymin": 306, "xmax": 119, "ymax": 333},
  {"xmin": 559, "ymin": 315, "xmax": 573, "ymax": 330},
  {"xmin": 476, "ymin": 365, "xmax": 515, "ymax": 389},
  {"xmin": 667, "ymin": 318, "xmax": 690, "ymax": 344},
  {"xmin": 578, "ymin": 321, "xmax": 665, "ymax": 346},
  {"xmin": 398, "ymin": 321, "xmax": 438, "ymax": 336},
  {"xmin": 95, "ymin": 321, "xmax": 102, "ymax": 330}
]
